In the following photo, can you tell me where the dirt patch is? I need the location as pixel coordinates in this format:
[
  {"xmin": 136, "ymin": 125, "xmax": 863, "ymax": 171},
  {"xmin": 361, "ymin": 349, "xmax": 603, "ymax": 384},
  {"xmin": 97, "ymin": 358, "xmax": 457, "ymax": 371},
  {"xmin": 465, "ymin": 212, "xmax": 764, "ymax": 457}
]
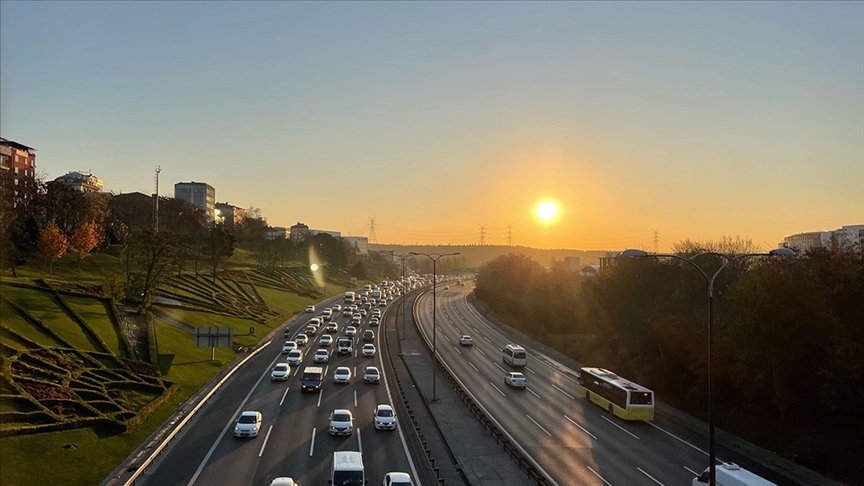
[{"xmin": 117, "ymin": 304, "xmax": 149, "ymax": 362}]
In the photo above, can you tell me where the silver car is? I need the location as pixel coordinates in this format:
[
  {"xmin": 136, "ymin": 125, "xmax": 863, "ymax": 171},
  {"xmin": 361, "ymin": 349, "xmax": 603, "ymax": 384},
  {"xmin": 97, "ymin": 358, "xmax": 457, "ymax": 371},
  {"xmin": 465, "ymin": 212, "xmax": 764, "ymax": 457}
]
[{"xmin": 333, "ymin": 366, "xmax": 351, "ymax": 384}]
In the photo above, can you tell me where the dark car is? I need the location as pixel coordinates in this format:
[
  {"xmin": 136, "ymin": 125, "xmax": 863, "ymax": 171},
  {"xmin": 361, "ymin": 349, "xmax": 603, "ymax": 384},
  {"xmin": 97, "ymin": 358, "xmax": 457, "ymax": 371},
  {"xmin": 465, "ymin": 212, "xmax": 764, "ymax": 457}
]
[{"xmin": 363, "ymin": 330, "xmax": 375, "ymax": 342}]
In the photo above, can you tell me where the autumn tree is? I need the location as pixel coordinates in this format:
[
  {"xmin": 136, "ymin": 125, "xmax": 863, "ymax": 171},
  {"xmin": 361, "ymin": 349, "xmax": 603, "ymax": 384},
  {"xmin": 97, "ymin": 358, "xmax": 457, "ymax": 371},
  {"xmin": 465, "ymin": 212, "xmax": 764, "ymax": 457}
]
[
  {"xmin": 38, "ymin": 225, "xmax": 68, "ymax": 275},
  {"xmin": 68, "ymin": 221, "xmax": 104, "ymax": 277},
  {"xmin": 206, "ymin": 222, "xmax": 235, "ymax": 282},
  {"xmin": 127, "ymin": 228, "xmax": 180, "ymax": 312}
]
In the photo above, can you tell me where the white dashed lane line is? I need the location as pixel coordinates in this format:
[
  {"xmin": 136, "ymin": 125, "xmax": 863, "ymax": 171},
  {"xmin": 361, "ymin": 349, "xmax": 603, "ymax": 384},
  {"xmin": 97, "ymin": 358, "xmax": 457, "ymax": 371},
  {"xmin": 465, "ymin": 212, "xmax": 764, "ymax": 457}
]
[
  {"xmin": 524, "ymin": 366, "xmax": 536, "ymax": 374},
  {"xmin": 526, "ymin": 387, "xmax": 541, "ymax": 399},
  {"xmin": 552, "ymin": 384, "xmax": 576, "ymax": 400},
  {"xmin": 587, "ymin": 466, "xmax": 613, "ymax": 486},
  {"xmin": 490, "ymin": 383, "xmax": 507, "ymax": 397},
  {"xmin": 469, "ymin": 362, "xmax": 479, "ymax": 372},
  {"xmin": 637, "ymin": 467, "xmax": 664, "ymax": 486},
  {"xmin": 494, "ymin": 363, "xmax": 507, "ymax": 373},
  {"xmin": 526, "ymin": 414, "xmax": 553, "ymax": 437},
  {"xmin": 258, "ymin": 425, "xmax": 273, "ymax": 457},
  {"xmin": 644, "ymin": 421, "xmax": 708, "ymax": 456},
  {"xmin": 564, "ymin": 415, "xmax": 599, "ymax": 440},
  {"xmin": 279, "ymin": 386, "xmax": 290, "ymax": 406},
  {"xmin": 309, "ymin": 428, "xmax": 316, "ymax": 456},
  {"xmin": 477, "ymin": 348, "xmax": 486, "ymax": 356},
  {"xmin": 601, "ymin": 416, "xmax": 640, "ymax": 440}
]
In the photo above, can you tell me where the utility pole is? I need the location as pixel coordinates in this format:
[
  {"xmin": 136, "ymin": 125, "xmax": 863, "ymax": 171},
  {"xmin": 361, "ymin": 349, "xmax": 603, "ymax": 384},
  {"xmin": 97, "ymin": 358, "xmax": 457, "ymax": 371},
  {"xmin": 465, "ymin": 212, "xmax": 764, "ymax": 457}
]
[
  {"xmin": 479, "ymin": 225, "xmax": 486, "ymax": 245},
  {"xmin": 368, "ymin": 217, "xmax": 378, "ymax": 244},
  {"xmin": 653, "ymin": 230, "xmax": 660, "ymax": 253},
  {"xmin": 506, "ymin": 224, "xmax": 513, "ymax": 246},
  {"xmin": 153, "ymin": 166, "xmax": 161, "ymax": 231}
]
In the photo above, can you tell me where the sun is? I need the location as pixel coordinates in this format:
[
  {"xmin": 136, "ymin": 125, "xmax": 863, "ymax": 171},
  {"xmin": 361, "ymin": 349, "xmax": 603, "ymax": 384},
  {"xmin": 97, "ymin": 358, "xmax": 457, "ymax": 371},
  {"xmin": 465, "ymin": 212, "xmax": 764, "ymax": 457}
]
[{"xmin": 536, "ymin": 201, "xmax": 558, "ymax": 221}]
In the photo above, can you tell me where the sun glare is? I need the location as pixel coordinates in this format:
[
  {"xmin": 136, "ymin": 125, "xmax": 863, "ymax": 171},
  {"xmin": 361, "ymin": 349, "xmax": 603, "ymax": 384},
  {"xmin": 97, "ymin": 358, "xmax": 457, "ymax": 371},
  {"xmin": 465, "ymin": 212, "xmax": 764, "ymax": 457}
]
[{"xmin": 536, "ymin": 201, "xmax": 558, "ymax": 221}]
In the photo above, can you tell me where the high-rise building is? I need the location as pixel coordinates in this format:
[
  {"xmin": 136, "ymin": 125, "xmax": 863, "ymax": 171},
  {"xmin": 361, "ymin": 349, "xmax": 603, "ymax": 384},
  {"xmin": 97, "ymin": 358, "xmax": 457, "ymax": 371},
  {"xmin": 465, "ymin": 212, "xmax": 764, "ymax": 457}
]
[
  {"xmin": 0, "ymin": 137, "xmax": 37, "ymax": 199},
  {"xmin": 51, "ymin": 171, "xmax": 103, "ymax": 193},
  {"xmin": 174, "ymin": 181, "xmax": 215, "ymax": 221}
]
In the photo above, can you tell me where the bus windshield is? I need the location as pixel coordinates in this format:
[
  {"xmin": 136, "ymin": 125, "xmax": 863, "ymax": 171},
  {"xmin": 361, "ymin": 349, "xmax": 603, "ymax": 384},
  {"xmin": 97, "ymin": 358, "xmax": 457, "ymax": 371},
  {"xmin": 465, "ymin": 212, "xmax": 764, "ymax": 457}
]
[{"xmin": 629, "ymin": 391, "xmax": 653, "ymax": 405}]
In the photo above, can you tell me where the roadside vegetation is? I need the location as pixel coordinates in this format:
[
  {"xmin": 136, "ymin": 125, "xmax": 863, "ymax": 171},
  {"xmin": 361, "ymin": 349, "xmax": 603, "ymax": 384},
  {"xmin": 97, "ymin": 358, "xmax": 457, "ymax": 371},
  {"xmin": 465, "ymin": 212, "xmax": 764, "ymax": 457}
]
[
  {"xmin": 0, "ymin": 171, "xmax": 397, "ymax": 485},
  {"xmin": 473, "ymin": 240, "xmax": 863, "ymax": 485}
]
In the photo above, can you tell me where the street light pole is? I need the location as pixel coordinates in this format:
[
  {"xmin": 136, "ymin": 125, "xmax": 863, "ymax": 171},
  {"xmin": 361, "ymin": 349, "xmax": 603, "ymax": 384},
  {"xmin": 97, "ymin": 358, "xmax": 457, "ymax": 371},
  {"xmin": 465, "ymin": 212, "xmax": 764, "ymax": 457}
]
[
  {"xmin": 621, "ymin": 247, "xmax": 793, "ymax": 486},
  {"xmin": 395, "ymin": 254, "xmax": 414, "ymax": 341},
  {"xmin": 409, "ymin": 251, "xmax": 460, "ymax": 403}
]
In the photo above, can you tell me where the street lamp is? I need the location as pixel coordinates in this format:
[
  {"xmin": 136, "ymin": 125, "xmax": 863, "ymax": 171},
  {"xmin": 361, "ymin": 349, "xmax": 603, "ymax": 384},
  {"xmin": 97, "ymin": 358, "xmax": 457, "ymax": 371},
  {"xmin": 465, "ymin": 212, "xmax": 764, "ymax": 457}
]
[
  {"xmin": 395, "ymin": 254, "xmax": 416, "ymax": 340},
  {"xmin": 620, "ymin": 247, "xmax": 793, "ymax": 486},
  {"xmin": 409, "ymin": 251, "xmax": 461, "ymax": 403}
]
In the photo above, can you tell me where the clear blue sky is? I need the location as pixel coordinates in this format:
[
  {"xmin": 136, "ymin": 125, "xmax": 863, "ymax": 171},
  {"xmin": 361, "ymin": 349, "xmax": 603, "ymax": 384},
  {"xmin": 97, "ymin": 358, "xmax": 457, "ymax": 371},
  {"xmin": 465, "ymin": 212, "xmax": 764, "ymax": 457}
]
[{"xmin": 2, "ymin": 1, "xmax": 862, "ymax": 250}]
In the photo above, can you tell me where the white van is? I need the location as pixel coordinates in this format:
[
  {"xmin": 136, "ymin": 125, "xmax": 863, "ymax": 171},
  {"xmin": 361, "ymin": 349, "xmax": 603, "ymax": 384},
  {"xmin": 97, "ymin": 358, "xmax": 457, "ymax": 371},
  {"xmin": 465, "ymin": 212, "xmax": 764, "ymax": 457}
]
[
  {"xmin": 692, "ymin": 463, "xmax": 776, "ymax": 486},
  {"xmin": 329, "ymin": 450, "xmax": 364, "ymax": 486},
  {"xmin": 503, "ymin": 344, "xmax": 527, "ymax": 367}
]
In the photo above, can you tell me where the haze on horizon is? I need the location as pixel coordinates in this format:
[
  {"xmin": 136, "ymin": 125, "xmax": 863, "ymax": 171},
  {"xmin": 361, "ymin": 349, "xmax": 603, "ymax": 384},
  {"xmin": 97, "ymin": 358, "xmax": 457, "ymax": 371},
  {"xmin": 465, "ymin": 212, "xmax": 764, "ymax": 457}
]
[{"xmin": 1, "ymin": 2, "xmax": 861, "ymax": 251}]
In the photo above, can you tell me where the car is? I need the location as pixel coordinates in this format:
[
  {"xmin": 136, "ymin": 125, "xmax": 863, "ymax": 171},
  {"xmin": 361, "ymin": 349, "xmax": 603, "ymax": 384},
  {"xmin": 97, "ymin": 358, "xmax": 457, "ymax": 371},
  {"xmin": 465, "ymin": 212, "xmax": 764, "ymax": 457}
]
[
  {"xmin": 369, "ymin": 317, "xmax": 380, "ymax": 327},
  {"xmin": 282, "ymin": 341, "xmax": 298, "ymax": 354},
  {"xmin": 363, "ymin": 366, "xmax": 380, "ymax": 384},
  {"xmin": 342, "ymin": 309, "xmax": 352, "ymax": 317},
  {"xmin": 234, "ymin": 411, "xmax": 262, "ymax": 437},
  {"xmin": 352, "ymin": 313, "xmax": 363, "ymax": 321},
  {"xmin": 379, "ymin": 300, "xmax": 387, "ymax": 307},
  {"xmin": 360, "ymin": 308, "xmax": 368, "ymax": 316},
  {"xmin": 295, "ymin": 334, "xmax": 308, "ymax": 346},
  {"xmin": 310, "ymin": 317, "xmax": 323, "ymax": 327},
  {"xmin": 306, "ymin": 305, "xmax": 315, "ymax": 313},
  {"xmin": 383, "ymin": 472, "xmax": 413, "ymax": 486},
  {"xmin": 332, "ymin": 304, "xmax": 342, "ymax": 312},
  {"xmin": 444, "ymin": 285, "xmax": 449, "ymax": 290},
  {"xmin": 371, "ymin": 310, "xmax": 381, "ymax": 318},
  {"xmin": 320, "ymin": 334, "xmax": 333, "ymax": 346},
  {"xmin": 304, "ymin": 325, "xmax": 317, "ymax": 336},
  {"xmin": 333, "ymin": 366, "xmax": 352, "ymax": 384},
  {"xmin": 268, "ymin": 478, "xmax": 297, "ymax": 486},
  {"xmin": 459, "ymin": 335, "xmax": 473, "ymax": 346},
  {"xmin": 345, "ymin": 326, "xmax": 357, "ymax": 338},
  {"xmin": 505, "ymin": 371, "xmax": 527, "ymax": 388},
  {"xmin": 287, "ymin": 349, "xmax": 303, "ymax": 366},
  {"xmin": 326, "ymin": 322, "xmax": 339, "ymax": 332},
  {"xmin": 329, "ymin": 409, "xmax": 354, "ymax": 436},
  {"xmin": 314, "ymin": 349, "xmax": 330, "ymax": 363},
  {"xmin": 373, "ymin": 404, "xmax": 397, "ymax": 430},
  {"xmin": 363, "ymin": 330, "xmax": 375, "ymax": 342},
  {"xmin": 362, "ymin": 344, "xmax": 376, "ymax": 357},
  {"xmin": 271, "ymin": 363, "xmax": 290, "ymax": 381}
]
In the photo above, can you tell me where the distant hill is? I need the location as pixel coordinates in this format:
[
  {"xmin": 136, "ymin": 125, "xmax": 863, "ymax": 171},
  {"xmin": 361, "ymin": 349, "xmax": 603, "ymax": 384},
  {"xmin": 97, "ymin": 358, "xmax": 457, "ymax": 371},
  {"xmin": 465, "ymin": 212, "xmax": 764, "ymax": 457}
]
[{"xmin": 368, "ymin": 243, "xmax": 612, "ymax": 269}]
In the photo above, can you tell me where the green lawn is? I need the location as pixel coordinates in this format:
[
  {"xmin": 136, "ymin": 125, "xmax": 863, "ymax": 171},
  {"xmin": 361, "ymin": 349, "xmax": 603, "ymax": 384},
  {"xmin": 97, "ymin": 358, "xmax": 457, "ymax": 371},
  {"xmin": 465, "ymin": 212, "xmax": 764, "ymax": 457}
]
[
  {"xmin": 1, "ymin": 285, "xmax": 99, "ymax": 352},
  {"xmin": 64, "ymin": 295, "xmax": 127, "ymax": 358},
  {"xmin": 0, "ymin": 297, "xmax": 65, "ymax": 349}
]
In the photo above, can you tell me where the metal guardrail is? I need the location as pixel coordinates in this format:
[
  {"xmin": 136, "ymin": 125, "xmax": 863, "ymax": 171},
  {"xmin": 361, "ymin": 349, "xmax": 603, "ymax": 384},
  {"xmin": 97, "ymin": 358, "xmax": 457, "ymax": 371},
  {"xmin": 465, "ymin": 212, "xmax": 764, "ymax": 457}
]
[{"xmin": 412, "ymin": 288, "xmax": 559, "ymax": 486}]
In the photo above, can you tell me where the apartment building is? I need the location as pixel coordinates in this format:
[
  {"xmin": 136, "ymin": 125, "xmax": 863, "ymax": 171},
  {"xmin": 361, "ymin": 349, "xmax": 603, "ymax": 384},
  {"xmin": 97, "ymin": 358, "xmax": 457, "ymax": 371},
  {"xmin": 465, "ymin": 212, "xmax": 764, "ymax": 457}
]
[
  {"xmin": 174, "ymin": 181, "xmax": 216, "ymax": 221},
  {"xmin": 0, "ymin": 137, "xmax": 37, "ymax": 199}
]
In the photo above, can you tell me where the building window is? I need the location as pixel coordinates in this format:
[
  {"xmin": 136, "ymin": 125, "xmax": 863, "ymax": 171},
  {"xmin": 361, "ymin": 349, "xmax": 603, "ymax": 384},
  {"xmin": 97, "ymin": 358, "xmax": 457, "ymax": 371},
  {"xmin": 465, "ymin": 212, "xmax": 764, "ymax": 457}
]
[{"xmin": 14, "ymin": 167, "xmax": 18, "ymax": 175}]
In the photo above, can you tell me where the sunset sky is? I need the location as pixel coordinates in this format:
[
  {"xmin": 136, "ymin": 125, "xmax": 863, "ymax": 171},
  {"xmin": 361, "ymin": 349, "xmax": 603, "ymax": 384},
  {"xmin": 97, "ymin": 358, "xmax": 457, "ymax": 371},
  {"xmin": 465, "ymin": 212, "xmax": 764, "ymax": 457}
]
[{"xmin": 2, "ymin": 2, "xmax": 862, "ymax": 251}]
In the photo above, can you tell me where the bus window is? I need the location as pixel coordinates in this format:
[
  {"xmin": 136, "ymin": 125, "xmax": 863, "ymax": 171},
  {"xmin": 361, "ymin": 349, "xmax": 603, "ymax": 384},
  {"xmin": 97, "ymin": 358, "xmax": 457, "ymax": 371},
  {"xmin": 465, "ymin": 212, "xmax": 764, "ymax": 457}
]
[{"xmin": 629, "ymin": 391, "xmax": 653, "ymax": 405}]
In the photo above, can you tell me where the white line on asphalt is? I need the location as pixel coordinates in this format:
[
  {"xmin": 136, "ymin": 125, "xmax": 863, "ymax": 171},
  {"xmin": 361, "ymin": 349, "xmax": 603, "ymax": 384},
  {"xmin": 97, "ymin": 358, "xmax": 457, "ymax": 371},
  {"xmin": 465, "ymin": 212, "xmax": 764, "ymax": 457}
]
[
  {"xmin": 682, "ymin": 466, "xmax": 699, "ymax": 477},
  {"xmin": 587, "ymin": 466, "xmax": 614, "ymax": 486},
  {"xmin": 644, "ymin": 421, "xmax": 708, "ymax": 456},
  {"xmin": 294, "ymin": 366, "xmax": 301, "ymax": 376},
  {"xmin": 483, "ymin": 336, "xmax": 492, "ymax": 343},
  {"xmin": 353, "ymin": 366, "xmax": 356, "ymax": 377},
  {"xmin": 526, "ymin": 387, "xmax": 541, "ymax": 399},
  {"xmin": 469, "ymin": 362, "xmax": 479, "ymax": 372},
  {"xmin": 637, "ymin": 467, "xmax": 665, "ymax": 486},
  {"xmin": 305, "ymin": 346, "xmax": 312, "ymax": 355},
  {"xmin": 258, "ymin": 425, "xmax": 273, "ymax": 457},
  {"xmin": 324, "ymin": 365, "xmax": 329, "ymax": 376},
  {"xmin": 444, "ymin": 335, "xmax": 451, "ymax": 342},
  {"xmin": 524, "ymin": 366, "xmax": 536, "ymax": 374},
  {"xmin": 478, "ymin": 348, "xmax": 486, "ymax": 356},
  {"xmin": 357, "ymin": 428, "xmax": 363, "ymax": 453},
  {"xmin": 279, "ymin": 386, "xmax": 290, "ymax": 406},
  {"xmin": 601, "ymin": 416, "xmax": 640, "ymax": 440},
  {"xmin": 552, "ymin": 384, "xmax": 576, "ymax": 399},
  {"xmin": 354, "ymin": 390, "xmax": 358, "ymax": 407},
  {"xmin": 473, "ymin": 327, "xmax": 478, "ymax": 332},
  {"xmin": 526, "ymin": 414, "xmax": 552, "ymax": 437},
  {"xmin": 494, "ymin": 363, "xmax": 506, "ymax": 373},
  {"xmin": 454, "ymin": 347, "xmax": 462, "ymax": 355},
  {"xmin": 309, "ymin": 428, "xmax": 316, "ymax": 456},
  {"xmin": 317, "ymin": 390, "xmax": 323, "ymax": 407},
  {"xmin": 564, "ymin": 415, "xmax": 599, "ymax": 440},
  {"xmin": 490, "ymin": 383, "xmax": 506, "ymax": 397}
]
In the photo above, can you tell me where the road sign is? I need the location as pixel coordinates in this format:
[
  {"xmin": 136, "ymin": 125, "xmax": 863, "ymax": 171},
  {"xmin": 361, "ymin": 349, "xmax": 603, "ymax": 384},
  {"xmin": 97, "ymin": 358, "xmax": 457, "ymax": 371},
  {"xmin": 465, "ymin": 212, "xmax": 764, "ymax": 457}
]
[{"xmin": 194, "ymin": 327, "xmax": 233, "ymax": 348}]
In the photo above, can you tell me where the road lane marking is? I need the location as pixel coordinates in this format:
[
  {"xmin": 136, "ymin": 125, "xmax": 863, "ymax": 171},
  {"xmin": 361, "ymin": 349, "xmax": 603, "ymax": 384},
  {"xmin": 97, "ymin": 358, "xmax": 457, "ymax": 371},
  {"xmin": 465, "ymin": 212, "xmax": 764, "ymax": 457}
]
[
  {"xmin": 309, "ymin": 428, "xmax": 316, "ymax": 456},
  {"xmin": 357, "ymin": 428, "xmax": 363, "ymax": 453},
  {"xmin": 454, "ymin": 347, "xmax": 462, "ymax": 355},
  {"xmin": 444, "ymin": 335, "xmax": 451, "ymax": 342},
  {"xmin": 564, "ymin": 415, "xmax": 598, "ymax": 440},
  {"xmin": 477, "ymin": 348, "xmax": 486, "ymax": 356},
  {"xmin": 526, "ymin": 414, "xmax": 552, "ymax": 437},
  {"xmin": 683, "ymin": 466, "xmax": 700, "ymax": 476},
  {"xmin": 279, "ymin": 386, "xmax": 290, "ymax": 406},
  {"xmin": 644, "ymin": 421, "xmax": 708, "ymax": 456},
  {"xmin": 258, "ymin": 425, "xmax": 273, "ymax": 457},
  {"xmin": 469, "ymin": 362, "xmax": 479, "ymax": 372},
  {"xmin": 552, "ymin": 384, "xmax": 576, "ymax": 399},
  {"xmin": 494, "ymin": 363, "xmax": 506, "ymax": 373},
  {"xmin": 483, "ymin": 336, "xmax": 492, "ymax": 343},
  {"xmin": 526, "ymin": 387, "xmax": 541, "ymax": 399},
  {"xmin": 324, "ymin": 365, "xmax": 329, "ymax": 375},
  {"xmin": 294, "ymin": 366, "xmax": 301, "ymax": 376},
  {"xmin": 637, "ymin": 467, "xmax": 665, "ymax": 486},
  {"xmin": 490, "ymin": 383, "xmax": 506, "ymax": 397},
  {"xmin": 353, "ymin": 366, "xmax": 356, "ymax": 378},
  {"xmin": 524, "ymin": 366, "xmax": 536, "ymax": 374},
  {"xmin": 317, "ymin": 390, "xmax": 323, "ymax": 407},
  {"xmin": 354, "ymin": 390, "xmax": 358, "ymax": 407},
  {"xmin": 587, "ymin": 466, "xmax": 613, "ymax": 486},
  {"xmin": 602, "ymin": 416, "xmax": 640, "ymax": 440}
]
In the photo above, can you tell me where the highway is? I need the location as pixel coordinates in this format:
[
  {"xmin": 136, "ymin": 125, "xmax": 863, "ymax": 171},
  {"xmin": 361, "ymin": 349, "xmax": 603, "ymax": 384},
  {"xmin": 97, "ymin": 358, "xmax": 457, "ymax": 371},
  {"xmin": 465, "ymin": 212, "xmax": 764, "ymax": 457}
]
[
  {"xmin": 141, "ymin": 297, "xmax": 421, "ymax": 486},
  {"xmin": 414, "ymin": 282, "xmax": 757, "ymax": 486}
]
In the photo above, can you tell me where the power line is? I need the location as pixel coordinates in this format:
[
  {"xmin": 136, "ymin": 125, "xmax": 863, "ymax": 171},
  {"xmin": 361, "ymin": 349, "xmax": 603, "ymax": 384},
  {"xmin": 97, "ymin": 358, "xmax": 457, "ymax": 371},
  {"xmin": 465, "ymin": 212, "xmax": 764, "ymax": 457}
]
[
  {"xmin": 479, "ymin": 225, "xmax": 486, "ymax": 245},
  {"xmin": 507, "ymin": 224, "xmax": 513, "ymax": 246}
]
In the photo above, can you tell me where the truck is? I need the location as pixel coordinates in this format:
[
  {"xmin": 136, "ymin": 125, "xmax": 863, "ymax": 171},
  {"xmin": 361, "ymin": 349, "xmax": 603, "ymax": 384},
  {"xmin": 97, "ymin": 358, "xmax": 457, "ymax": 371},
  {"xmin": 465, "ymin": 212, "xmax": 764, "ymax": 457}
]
[
  {"xmin": 692, "ymin": 463, "xmax": 776, "ymax": 486},
  {"xmin": 301, "ymin": 366, "xmax": 324, "ymax": 392},
  {"xmin": 344, "ymin": 291, "xmax": 355, "ymax": 303},
  {"xmin": 337, "ymin": 337, "xmax": 354, "ymax": 355}
]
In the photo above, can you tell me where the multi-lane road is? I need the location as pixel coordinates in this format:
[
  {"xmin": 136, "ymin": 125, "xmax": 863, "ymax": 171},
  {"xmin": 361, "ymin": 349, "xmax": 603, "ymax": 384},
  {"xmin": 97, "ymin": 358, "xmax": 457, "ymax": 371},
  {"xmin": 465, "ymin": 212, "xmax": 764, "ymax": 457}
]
[
  {"xmin": 141, "ymin": 297, "xmax": 420, "ymax": 486},
  {"xmin": 414, "ymin": 282, "xmax": 790, "ymax": 486}
]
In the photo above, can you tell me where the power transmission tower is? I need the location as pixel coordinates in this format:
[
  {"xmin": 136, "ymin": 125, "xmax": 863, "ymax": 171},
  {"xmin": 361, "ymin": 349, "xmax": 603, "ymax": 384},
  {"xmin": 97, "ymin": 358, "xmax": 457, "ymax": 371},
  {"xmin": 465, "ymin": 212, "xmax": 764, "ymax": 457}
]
[
  {"xmin": 368, "ymin": 217, "xmax": 378, "ymax": 244},
  {"xmin": 652, "ymin": 230, "xmax": 660, "ymax": 253},
  {"xmin": 506, "ymin": 224, "xmax": 513, "ymax": 246},
  {"xmin": 479, "ymin": 225, "xmax": 486, "ymax": 245},
  {"xmin": 153, "ymin": 166, "xmax": 161, "ymax": 231}
]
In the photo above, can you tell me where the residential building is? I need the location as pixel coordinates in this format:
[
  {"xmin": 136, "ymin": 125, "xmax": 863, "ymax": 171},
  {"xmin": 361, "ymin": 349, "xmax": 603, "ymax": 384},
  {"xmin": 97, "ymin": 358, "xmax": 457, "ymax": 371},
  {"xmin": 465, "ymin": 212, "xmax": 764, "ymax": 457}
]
[
  {"xmin": 290, "ymin": 222, "xmax": 310, "ymax": 242},
  {"xmin": 0, "ymin": 137, "xmax": 37, "ymax": 199},
  {"xmin": 599, "ymin": 251, "xmax": 621, "ymax": 268},
  {"xmin": 215, "ymin": 202, "xmax": 246, "ymax": 229},
  {"xmin": 344, "ymin": 236, "xmax": 369, "ymax": 255},
  {"xmin": 266, "ymin": 226, "xmax": 288, "ymax": 239},
  {"xmin": 51, "ymin": 171, "xmax": 103, "ymax": 193},
  {"xmin": 781, "ymin": 224, "xmax": 864, "ymax": 253},
  {"xmin": 310, "ymin": 229, "xmax": 342, "ymax": 238},
  {"xmin": 174, "ymin": 181, "xmax": 215, "ymax": 221}
]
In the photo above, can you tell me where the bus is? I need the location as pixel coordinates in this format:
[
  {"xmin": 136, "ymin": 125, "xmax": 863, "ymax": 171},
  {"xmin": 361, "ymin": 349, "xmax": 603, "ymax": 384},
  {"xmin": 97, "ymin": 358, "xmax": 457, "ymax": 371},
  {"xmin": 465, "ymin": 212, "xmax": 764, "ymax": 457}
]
[{"xmin": 576, "ymin": 367, "xmax": 654, "ymax": 420}]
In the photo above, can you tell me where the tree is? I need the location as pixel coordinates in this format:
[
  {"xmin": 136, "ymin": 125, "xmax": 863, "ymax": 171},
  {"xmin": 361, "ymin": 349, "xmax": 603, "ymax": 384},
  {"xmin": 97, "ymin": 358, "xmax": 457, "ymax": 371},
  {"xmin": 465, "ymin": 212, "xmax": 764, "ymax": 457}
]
[
  {"xmin": 127, "ymin": 228, "xmax": 180, "ymax": 312},
  {"xmin": 38, "ymin": 225, "xmax": 68, "ymax": 275},
  {"xmin": 68, "ymin": 221, "xmax": 104, "ymax": 277},
  {"xmin": 206, "ymin": 223, "xmax": 235, "ymax": 282},
  {"xmin": 349, "ymin": 260, "xmax": 367, "ymax": 280},
  {"xmin": 44, "ymin": 182, "xmax": 90, "ymax": 235}
]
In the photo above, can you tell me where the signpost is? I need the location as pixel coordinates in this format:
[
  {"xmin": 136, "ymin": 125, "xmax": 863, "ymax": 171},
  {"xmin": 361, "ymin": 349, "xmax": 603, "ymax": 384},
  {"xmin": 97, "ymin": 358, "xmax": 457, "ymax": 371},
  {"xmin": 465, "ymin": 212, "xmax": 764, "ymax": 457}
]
[{"xmin": 194, "ymin": 327, "xmax": 234, "ymax": 361}]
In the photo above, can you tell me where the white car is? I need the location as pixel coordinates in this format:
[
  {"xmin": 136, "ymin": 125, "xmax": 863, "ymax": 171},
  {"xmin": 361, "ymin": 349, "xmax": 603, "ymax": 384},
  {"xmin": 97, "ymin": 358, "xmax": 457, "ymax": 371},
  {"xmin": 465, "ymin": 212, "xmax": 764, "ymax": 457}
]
[
  {"xmin": 332, "ymin": 304, "xmax": 342, "ymax": 312},
  {"xmin": 362, "ymin": 344, "xmax": 376, "ymax": 357},
  {"xmin": 345, "ymin": 326, "xmax": 357, "ymax": 338},
  {"xmin": 271, "ymin": 363, "xmax": 290, "ymax": 381},
  {"xmin": 363, "ymin": 366, "xmax": 380, "ymax": 384},
  {"xmin": 342, "ymin": 309, "xmax": 352, "ymax": 317},
  {"xmin": 295, "ymin": 334, "xmax": 308, "ymax": 346},
  {"xmin": 505, "ymin": 372, "xmax": 527, "ymax": 388},
  {"xmin": 268, "ymin": 478, "xmax": 297, "ymax": 486},
  {"xmin": 329, "ymin": 409, "xmax": 354, "ymax": 436},
  {"xmin": 383, "ymin": 472, "xmax": 413, "ymax": 486},
  {"xmin": 352, "ymin": 313, "xmax": 363, "ymax": 322},
  {"xmin": 314, "ymin": 349, "xmax": 330, "ymax": 363},
  {"xmin": 282, "ymin": 341, "xmax": 297, "ymax": 354},
  {"xmin": 459, "ymin": 335, "xmax": 473, "ymax": 346},
  {"xmin": 287, "ymin": 349, "xmax": 303, "ymax": 366},
  {"xmin": 304, "ymin": 325, "xmax": 317, "ymax": 336},
  {"xmin": 333, "ymin": 366, "xmax": 352, "ymax": 384},
  {"xmin": 374, "ymin": 404, "xmax": 396, "ymax": 430},
  {"xmin": 369, "ymin": 317, "xmax": 380, "ymax": 327},
  {"xmin": 234, "ymin": 411, "xmax": 262, "ymax": 438},
  {"xmin": 320, "ymin": 334, "xmax": 333, "ymax": 347},
  {"xmin": 305, "ymin": 305, "xmax": 315, "ymax": 313},
  {"xmin": 326, "ymin": 322, "xmax": 339, "ymax": 332}
]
